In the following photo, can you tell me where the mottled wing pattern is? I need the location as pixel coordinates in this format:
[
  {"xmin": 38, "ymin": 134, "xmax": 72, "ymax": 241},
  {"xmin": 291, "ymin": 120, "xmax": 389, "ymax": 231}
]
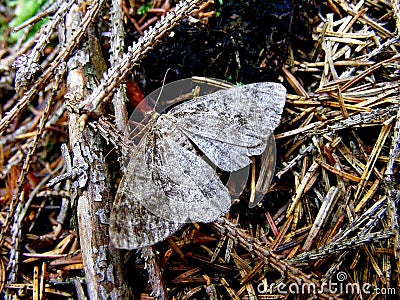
[
  {"xmin": 148, "ymin": 115, "xmax": 231, "ymax": 223},
  {"xmin": 110, "ymin": 135, "xmax": 183, "ymax": 249},
  {"xmin": 110, "ymin": 190, "xmax": 183, "ymax": 249},
  {"xmin": 167, "ymin": 82, "xmax": 286, "ymax": 172},
  {"xmin": 110, "ymin": 82, "xmax": 286, "ymax": 249},
  {"xmin": 110, "ymin": 116, "xmax": 233, "ymax": 248}
]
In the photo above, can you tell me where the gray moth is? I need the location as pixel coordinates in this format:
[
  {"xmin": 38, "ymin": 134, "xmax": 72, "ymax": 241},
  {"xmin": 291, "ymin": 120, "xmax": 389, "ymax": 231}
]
[{"xmin": 109, "ymin": 82, "xmax": 286, "ymax": 249}]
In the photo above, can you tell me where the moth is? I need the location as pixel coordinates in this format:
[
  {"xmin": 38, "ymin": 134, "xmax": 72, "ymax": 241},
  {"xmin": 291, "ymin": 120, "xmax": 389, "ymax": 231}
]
[{"xmin": 110, "ymin": 81, "xmax": 286, "ymax": 249}]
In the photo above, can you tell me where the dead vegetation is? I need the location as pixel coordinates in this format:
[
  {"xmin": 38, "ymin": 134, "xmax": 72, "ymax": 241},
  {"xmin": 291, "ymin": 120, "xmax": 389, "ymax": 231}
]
[{"xmin": 0, "ymin": 0, "xmax": 399, "ymax": 299}]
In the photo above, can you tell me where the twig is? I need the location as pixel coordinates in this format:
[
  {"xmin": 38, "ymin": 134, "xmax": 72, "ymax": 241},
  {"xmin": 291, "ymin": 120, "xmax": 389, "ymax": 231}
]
[
  {"xmin": 213, "ymin": 218, "xmax": 335, "ymax": 299},
  {"xmin": 0, "ymin": 0, "xmax": 107, "ymax": 135},
  {"xmin": 109, "ymin": 0, "xmax": 129, "ymax": 137},
  {"xmin": 62, "ymin": 2, "xmax": 131, "ymax": 298},
  {"xmin": 79, "ymin": 0, "xmax": 207, "ymax": 116}
]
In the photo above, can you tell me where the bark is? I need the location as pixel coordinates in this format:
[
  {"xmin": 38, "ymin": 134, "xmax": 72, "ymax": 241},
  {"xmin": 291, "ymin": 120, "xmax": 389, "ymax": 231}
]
[{"xmin": 64, "ymin": 3, "xmax": 131, "ymax": 299}]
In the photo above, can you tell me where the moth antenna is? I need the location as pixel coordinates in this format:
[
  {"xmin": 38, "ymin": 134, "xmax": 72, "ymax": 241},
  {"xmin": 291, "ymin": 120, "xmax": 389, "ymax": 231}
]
[
  {"xmin": 127, "ymin": 119, "xmax": 147, "ymax": 138},
  {"xmin": 154, "ymin": 68, "xmax": 171, "ymax": 111},
  {"xmin": 128, "ymin": 71, "xmax": 171, "ymax": 143},
  {"xmin": 105, "ymin": 147, "xmax": 116, "ymax": 160}
]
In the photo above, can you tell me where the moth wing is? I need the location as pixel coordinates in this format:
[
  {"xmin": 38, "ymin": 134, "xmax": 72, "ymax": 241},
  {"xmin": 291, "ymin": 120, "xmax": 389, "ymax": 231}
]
[
  {"xmin": 110, "ymin": 191, "xmax": 183, "ymax": 249},
  {"xmin": 110, "ymin": 135, "xmax": 182, "ymax": 249},
  {"xmin": 111, "ymin": 120, "xmax": 232, "ymax": 247},
  {"xmin": 167, "ymin": 82, "xmax": 286, "ymax": 172},
  {"xmin": 147, "ymin": 116, "xmax": 232, "ymax": 223}
]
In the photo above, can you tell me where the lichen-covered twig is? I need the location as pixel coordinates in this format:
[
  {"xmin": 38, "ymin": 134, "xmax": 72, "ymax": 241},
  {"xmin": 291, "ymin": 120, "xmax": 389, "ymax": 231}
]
[
  {"xmin": 79, "ymin": 0, "xmax": 206, "ymax": 116},
  {"xmin": 212, "ymin": 218, "xmax": 335, "ymax": 299},
  {"xmin": 109, "ymin": 0, "xmax": 129, "ymax": 136},
  {"xmin": 61, "ymin": 2, "xmax": 131, "ymax": 298},
  {"xmin": 0, "ymin": 0, "xmax": 106, "ymax": 135},
  {"xmin": 3, "ymin": 66, "xmax": 66, "ymax": 288},
  {"xmin": 384, "ymin": 106, "xmax": 400, "ymax": 293},
  {"xmin": 12, "ymin": 0, "xmax": 73, "ymax": 92}
]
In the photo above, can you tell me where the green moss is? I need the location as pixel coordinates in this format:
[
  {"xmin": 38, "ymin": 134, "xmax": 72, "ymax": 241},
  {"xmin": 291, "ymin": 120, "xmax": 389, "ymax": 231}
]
[
  {"xmin": 5, "ymin": 0, "xmax": 48, "ymax": 43},
  {"xmin": 137, "ymin": 2, "xmax": 151, "ymax": 15}
]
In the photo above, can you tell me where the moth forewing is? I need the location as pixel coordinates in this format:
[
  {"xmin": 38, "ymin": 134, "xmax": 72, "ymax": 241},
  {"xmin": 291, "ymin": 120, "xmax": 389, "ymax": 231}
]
[
  {"xmin": 109, "ymin": 185, "xmax": 183, "ymax": 249},
  {"xmin": 147, "ymin": 115, "xmax": 232, "ymax": 223}
]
